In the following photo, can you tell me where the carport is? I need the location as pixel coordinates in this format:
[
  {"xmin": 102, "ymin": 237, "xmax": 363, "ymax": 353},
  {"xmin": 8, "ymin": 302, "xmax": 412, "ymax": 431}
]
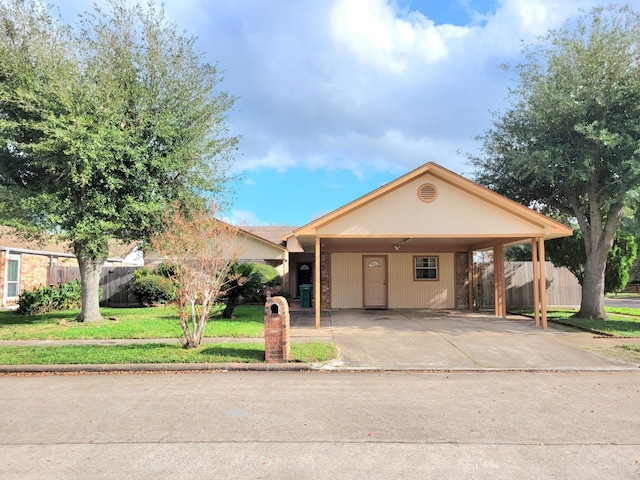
[{"xmin": 284, "ymin": 163, "xmax": 573, "ymax": 329}]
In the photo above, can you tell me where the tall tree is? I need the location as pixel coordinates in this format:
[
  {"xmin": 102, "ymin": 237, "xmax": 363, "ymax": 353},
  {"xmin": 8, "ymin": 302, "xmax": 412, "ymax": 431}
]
[
  {"xmin": 0, "ymin": 0, "xmax": 237, "ymax": 321},
  {"xmin": 471, "ymin": 5, "xmax": 640, "ymax": 319}
]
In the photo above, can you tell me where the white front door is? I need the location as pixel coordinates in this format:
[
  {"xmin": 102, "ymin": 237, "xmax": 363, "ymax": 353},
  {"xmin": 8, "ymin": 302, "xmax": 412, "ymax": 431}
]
[{"xmin": 363, "ymin": 256, "xmax": 387, "ymax": 308}]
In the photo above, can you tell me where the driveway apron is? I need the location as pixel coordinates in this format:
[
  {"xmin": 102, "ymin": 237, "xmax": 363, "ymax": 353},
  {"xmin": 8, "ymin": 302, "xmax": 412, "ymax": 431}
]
[{"xmin": 307, "ymin": 309, "xmax": 639, "ymax": 370}]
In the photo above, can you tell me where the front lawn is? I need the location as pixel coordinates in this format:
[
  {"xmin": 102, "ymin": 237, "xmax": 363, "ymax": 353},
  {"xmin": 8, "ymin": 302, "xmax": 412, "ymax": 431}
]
[
  {"xmin": 0, "ymin": 342, "xmax": 337, "ymax": 365},
  {"xmin": 0, "ymin": 304, "xmax": 338, "ymax": 365},
  {"xmin": 0, "ymin": 304, "xmax": 265, "ymax": 340},
  {"xmin": 517, "ymin": 307, "xmax": 640, "ymax": 338}
]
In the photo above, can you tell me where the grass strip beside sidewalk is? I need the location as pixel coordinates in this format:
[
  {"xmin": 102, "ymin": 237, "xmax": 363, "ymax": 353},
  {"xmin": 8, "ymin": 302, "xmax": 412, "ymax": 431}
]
[{"xmin": 0, "ymin": 342, "xmax": 337, "ymax": 365}]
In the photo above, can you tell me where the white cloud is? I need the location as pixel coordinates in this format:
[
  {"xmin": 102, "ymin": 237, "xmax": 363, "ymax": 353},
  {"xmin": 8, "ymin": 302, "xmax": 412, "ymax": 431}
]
[
  {"xmin": 329, "ymin": 0, "xmax": 469, "ymax": 73},
  {"xmin": 56, "ymin": 0, "xmax": 607, "ymax": 181},
  {"xmin": 224, "ymin": 210, "xmax": 267, "ymax": 226},
  {"xmin": 236, "ymin": 147, "xmax": 298, "ymax": 173}
]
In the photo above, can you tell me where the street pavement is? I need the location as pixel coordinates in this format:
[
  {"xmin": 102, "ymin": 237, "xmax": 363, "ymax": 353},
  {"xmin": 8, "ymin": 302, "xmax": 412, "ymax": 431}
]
[
  {"xmin": 1, "ymin": 309, "xmax": 639, "ymax": 478},
  {"xmin": 0, "ymin": 370, "xmax": 638, "ymax": 479}
]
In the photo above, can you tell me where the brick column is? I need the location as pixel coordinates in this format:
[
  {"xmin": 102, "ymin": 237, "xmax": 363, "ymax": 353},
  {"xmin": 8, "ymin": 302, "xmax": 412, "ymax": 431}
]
[
  {"xmin": 320, "ymin": 252, "xmax": 331, "ymax": 309},
  {"xmin": 264, "ymin": 295, "xmax": 290, "ymax": 363},
  {"xmin": 455, "ymin": 252, "xmax": 470, "ymax": 309}
]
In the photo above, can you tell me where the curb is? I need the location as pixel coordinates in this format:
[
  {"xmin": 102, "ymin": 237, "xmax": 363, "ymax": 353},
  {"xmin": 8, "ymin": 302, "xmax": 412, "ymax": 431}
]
[
  {"xmin": 1, "ymin": 363, "xmax": 638, "ymax": 374},
  {"xmin": 0, "ymin": 362, "xmax": 315, "ymax": 374}
]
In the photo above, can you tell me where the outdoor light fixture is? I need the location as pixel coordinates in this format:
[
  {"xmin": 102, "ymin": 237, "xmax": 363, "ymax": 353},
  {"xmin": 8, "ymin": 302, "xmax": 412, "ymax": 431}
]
[{"xmin": 393, "ymin": 243, "xmax": 400, "ymax": 251}]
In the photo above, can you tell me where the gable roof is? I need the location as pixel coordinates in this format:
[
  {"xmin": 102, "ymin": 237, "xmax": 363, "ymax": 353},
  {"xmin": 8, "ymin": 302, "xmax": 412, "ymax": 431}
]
[
  {"xmin": 237, "ymin": 226, "xmax": 288, "ymax": 253},
  {"xmin": 285, "ymin": 162, "xmax": 572, "ymax": 251}
]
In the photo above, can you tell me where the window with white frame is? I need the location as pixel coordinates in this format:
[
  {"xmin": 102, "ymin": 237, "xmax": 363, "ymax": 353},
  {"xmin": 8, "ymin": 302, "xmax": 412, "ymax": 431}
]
[
  {"xmin": 5, "ymin": 254, "xmax": 20, "ymax": 298},
  {"xmin": 414, "ymin": 256, "xmax": 438, "ymax": 280}
]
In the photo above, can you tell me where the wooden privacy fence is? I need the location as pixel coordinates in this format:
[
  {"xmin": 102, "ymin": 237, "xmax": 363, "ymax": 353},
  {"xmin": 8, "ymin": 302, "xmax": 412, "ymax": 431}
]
[
  {"xmin": 475, "ymin": 261, "xmax": 581, "ymax": 309},
  {"xmin": 48, "ymin": 261, "xmax": 580, "ymax": 310},
  {"xmin": 48, "ymin": 266, "xmax": 139, "ymax": 307}
]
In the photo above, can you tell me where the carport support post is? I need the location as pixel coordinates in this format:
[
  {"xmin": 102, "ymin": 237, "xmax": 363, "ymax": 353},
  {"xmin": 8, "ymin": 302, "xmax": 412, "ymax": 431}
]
[
  {"xmin": 315, "ymin": 236, "xmax": 321, "ymax": 329},
  {"xmin": 493, "ymin": 244, "xmax": 506, "ymax": 318},
  {"xmin": 539, "ymin": 238, "xmax": 548, "ymax": 329},
  {"xmin": 467, "ymin": 251, "xmax": 473, "ymax": 310},
  {"xmin": 531, "ymin": 237, "xmax": 540, "ymax": 327}
]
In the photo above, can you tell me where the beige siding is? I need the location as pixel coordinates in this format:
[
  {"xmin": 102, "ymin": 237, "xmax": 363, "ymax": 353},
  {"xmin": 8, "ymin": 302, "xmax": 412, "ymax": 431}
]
[
  {"xmin": 331, "ymin": 253, "xmax": 363, "ymax": 308},
  {"xmin": 331, "ymin": 252, "xmax": 455, "ymax": 309},
  {"xmin": 237, "ymin": 237, "xmax": 285, "ymax": 261},
  {"xmin": 388, "ymin": 253, "xmax": 455, "ymax": 308},
  {"xmin": 317, "ymin": 174, "xmax": 543, "ymax": 237}
]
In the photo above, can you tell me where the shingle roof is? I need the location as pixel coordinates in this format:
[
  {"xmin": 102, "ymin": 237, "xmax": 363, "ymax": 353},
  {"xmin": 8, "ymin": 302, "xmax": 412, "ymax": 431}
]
[
  {"xmin": 0, "ymin": 226, "xmax": 137, "ymax": 260},
  {"xmin": 242, "ymin": 226, "xmax": 297, "ymax": 246}
]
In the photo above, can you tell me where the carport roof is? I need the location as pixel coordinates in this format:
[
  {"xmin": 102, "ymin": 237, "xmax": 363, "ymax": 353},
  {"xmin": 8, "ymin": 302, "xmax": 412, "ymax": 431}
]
[{"xmin": 284, "ymin": 162, "xmax": 572, "ymax": 252}]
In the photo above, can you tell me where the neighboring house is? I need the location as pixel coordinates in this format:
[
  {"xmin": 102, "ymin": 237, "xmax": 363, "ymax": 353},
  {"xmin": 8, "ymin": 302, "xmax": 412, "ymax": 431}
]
[
  {"xmin": 144, "ymin": 225, "xmax": 290, "ymax": 285},
  {"xmin": 0, "ymin": 227, "xmax": 142, "ymax": 306},
  {"xmin": 279, "ymin": 162, "xmax": 573, "ymax": 327}
]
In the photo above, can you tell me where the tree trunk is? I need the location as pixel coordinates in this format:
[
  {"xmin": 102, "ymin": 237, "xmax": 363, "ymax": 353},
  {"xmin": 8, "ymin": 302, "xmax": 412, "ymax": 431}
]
[
  {"xmin": 576, "ymin": 240, "xmax": 611, "ymax": 320},
  {"xmin": 76, "ymin": 252, "xmax": 105, "ymax": 322},
  {"xmin": 222, "ymin": 293, "xmax": 240, "ymax": 319}
]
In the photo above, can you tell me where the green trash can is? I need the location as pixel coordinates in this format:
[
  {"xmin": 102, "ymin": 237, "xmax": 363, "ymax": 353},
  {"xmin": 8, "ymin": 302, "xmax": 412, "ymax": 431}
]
[{"xmin": 299, "ymin": 284, "xmax": 312, "ymax": 308}]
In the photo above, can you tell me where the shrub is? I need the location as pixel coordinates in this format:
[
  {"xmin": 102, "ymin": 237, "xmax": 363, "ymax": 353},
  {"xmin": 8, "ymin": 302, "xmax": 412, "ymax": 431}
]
[
  {"xmin": 17, "ymin": 280, "xmax": 83, "ymax": 315},
  {"xmin": 132, "ymin": 267, "xmax": 152, "ymax": 281},
  {"xmin": 220, "ymin": 262, "xmax": 283, "ymax": 318},
  {"xmin": 130, "ymin": 274, "xmax": 176, "ymax": 306},
  {"xmin": 154, "ymin": 261, "xmax": 177, "ymax": 278}
]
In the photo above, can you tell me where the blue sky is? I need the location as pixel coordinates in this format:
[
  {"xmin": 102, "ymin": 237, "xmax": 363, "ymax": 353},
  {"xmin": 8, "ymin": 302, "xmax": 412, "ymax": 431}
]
[{"xmin": 56, "ymin": 0, "xmax": 607, "ymax": 226}]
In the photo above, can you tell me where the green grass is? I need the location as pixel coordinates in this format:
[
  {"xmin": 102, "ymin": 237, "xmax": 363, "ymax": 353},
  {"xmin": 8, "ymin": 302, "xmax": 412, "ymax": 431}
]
[
  {"xmin": 516, "ymin": 307, "xmax": 640, "ymax": 337},
  {"xmin": 0, "ymin": 342, "xmax": 337, "ymax": 365},
  {"xmin": 0, "ymin": 304, "xmax": 338, "ymax": 365},
  {"xmin": 0, "ymin": 304, "xmax": 265, "ymax": 340}
]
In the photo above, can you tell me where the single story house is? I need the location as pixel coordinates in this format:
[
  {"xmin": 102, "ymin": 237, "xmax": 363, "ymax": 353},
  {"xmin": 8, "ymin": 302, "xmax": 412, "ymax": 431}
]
[
  {"xmin": 0, "ymin": 227, "xmax": 142, "ymax": 306},
  {"xmin": 275, "ymin": 162, "xmax": 572, "ymax": 328}
]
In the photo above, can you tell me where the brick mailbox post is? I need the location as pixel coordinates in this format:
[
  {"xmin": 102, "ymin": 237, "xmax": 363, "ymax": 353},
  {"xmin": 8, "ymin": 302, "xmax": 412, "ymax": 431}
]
[{"xmin": 264, "ymin": 294, "xmax": 290, "ymax": 363}]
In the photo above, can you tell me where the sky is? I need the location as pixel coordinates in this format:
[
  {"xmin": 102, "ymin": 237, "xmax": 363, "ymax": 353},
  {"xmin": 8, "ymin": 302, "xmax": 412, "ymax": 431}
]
[{"xmin": 54, "ymin": 0, "xmax": 610, "ymax": 226}]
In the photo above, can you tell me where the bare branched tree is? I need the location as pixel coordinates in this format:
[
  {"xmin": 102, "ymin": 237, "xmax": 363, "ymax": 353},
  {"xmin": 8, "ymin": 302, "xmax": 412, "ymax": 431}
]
[{"xmin": 151, "ymin": 205, "xmax": 243, "ymax": 348}]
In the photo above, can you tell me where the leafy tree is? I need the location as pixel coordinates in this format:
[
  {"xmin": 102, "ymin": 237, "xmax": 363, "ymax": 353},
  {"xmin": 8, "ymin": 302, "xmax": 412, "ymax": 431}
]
[
  {"xmin": 221, "ymin": 263, "xmax": 260, "ymax": 320},
  {"xmin": 604, "ymin": 231, "xmax": 637, "ymax": 294},
  {"xmin": 150, "ymin": 204, "xmax": 243, "ymax": 348},
  {"xmin": 504, "ymin": 244, "xmax": 532, "ymax": 262},
  {"xmin": 546, "ymin": 230, "xmax": 637, "ymax": 294},
  {"xmin": 0, "ymin": 0, "xmax": 237, "ymax": 321},
  {"xmin": 545, "ymin": 232, "xmax": 585, "ymax": 284},
  {"xmin": 221, "ymin": 262, "xmax": 282, "ymax": 319},
  {"xmin": 470, "ymin": 5, "xmax": 640, "ymax": 319}
]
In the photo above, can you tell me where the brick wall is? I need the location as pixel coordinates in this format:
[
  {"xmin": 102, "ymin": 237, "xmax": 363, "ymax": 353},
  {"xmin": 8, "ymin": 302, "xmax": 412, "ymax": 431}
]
[
  {"xmin": 320, "ymin": 252, "xmax": 331, "ymax": 309},
  {"xmin": 20, "ymin": 254, "xmax": 51, "ymax": 293},
  {"xmin": 58, "ymin": 257, "xmax": 79, "ymax": 267},
  {"xmin": 455, "ymin": 252, "xmax": 470, "ymax": 309}
]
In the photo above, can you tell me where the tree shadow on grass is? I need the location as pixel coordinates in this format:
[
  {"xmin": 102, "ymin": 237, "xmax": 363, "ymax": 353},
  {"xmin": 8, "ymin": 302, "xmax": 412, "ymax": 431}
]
[
  {"xmin": 199, "ymin": 345, "xmax": 265, "ymax": 362},
  {"xmin": 0, "ymin": 310, "xmax": 79, "ymax": 326},
  {"xmin": 564, "ymin": 319, "xmax": 640, "ymax": 336}
]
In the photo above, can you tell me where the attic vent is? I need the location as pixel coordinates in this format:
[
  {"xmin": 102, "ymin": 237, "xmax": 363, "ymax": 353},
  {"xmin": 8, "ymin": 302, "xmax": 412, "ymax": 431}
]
[{"xmin": 418, "ymin": 183, "xmax": 437, "ymax": 203}]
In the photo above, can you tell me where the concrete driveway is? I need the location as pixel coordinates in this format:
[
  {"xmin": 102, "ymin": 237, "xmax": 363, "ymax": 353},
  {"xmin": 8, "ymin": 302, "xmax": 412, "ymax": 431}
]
[{"xmin": 291, "ymin": 309, "xmax": 639, "ymax": 371}]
